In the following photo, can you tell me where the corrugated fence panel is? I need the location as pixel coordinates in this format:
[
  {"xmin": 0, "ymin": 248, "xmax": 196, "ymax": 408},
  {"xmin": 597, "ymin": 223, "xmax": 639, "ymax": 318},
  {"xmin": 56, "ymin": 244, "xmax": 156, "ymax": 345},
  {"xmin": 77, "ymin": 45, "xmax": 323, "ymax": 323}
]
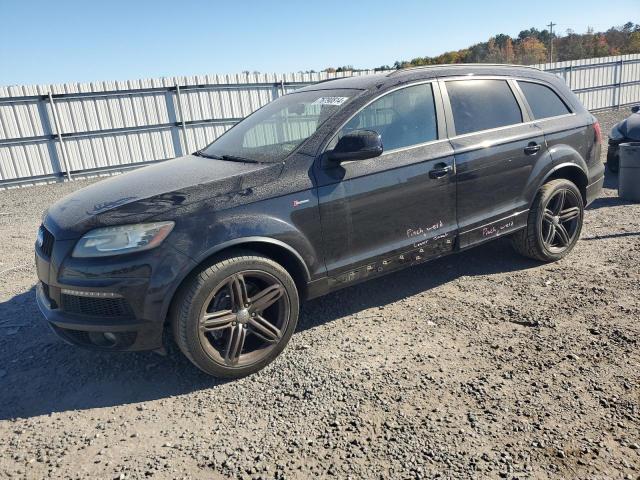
[
  {"xmin": 1, "ymin": 55, "xmax": 640, "ymax": 186},
  {"xmin": 50, "ymin": 92, "xmax": 171, "ymax": 133},
  {"xmin": 179, "ymin": 86, "xmax": 273, "ymax": 123},
  {"xmin": 60, "ymin": 128, "xmax": 178, "ymax": 171},
  {"xmin": 0, "ymin": 100, "xmax": 44, "ymax": 140},
  {"xmin": 184, "ymin": 123, "xmax": 234, "ymax": 152},
  {"xmin": 0, "ymin": 140, "xmax": 54, "ymax": 180}
]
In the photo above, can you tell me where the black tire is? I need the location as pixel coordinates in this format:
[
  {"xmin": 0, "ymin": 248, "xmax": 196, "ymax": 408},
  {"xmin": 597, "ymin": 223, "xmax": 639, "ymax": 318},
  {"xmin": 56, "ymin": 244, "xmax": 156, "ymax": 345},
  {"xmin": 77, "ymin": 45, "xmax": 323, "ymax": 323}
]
[
  {"xmin": 171, "ymin": 251, "xmax": 299, "ymax": 378},
  {"xmin": 511, "ymin": 179, "xmax": 584, "ymax": 262}
]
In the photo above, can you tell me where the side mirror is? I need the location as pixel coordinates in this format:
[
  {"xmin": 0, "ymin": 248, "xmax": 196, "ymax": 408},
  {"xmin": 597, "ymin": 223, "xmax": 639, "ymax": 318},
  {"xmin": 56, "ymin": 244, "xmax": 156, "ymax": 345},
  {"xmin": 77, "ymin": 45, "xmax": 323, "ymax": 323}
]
[
  {"xmin": 631, "ymin": 105, "xmax": 640, "ymax": 114},
  {"xmin": 327, "ymin": 130, "xmax": 383, "ymax": 163}
]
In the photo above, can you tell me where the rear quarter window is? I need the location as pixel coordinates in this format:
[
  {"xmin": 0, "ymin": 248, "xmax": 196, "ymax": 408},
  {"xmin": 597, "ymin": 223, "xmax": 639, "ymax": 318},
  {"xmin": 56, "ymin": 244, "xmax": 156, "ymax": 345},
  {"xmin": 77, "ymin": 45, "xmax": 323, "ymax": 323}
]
[
  {"xmin": 446, "ymin": 79, "xmax": 522, "ymax": 135},
  {"xmin": 518, "ymin": 81, "xmax": 571, "ymax": 120}
]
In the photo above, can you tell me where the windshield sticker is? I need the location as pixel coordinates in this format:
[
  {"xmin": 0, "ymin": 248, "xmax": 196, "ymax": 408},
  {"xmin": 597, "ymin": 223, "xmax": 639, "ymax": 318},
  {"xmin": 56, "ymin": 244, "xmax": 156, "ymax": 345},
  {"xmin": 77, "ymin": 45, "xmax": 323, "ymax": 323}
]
[{"xmin": 311, "ymin": 96, "xmax": 349, "ymax": 106}]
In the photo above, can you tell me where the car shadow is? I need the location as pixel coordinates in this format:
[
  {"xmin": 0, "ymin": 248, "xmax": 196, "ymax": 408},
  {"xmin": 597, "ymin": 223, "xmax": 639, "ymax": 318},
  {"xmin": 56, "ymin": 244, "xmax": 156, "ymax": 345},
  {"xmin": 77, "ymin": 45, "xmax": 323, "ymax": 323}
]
[
  {"xmin": 298, "ymin": 238, "xmax": 538, "ymax": 332},
  {"xmin": 586, "ymin": 169, "xmax": 638, "ymax": 210},
  {"xmin": 0, "ymin": 238, "xmax": 538, "ymax": 420}
]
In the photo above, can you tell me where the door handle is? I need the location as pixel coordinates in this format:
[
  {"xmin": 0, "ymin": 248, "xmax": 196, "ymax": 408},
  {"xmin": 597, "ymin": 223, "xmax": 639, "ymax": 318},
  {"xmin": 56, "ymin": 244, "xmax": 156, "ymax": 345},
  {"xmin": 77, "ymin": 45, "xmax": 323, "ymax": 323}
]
[
  {"xmin": 524, "ymin": 142, "xmax": 541, "ymax": 155},
  {"xmin": 429, "ymin": 163, "xmax": 452, "ymax": 179}
]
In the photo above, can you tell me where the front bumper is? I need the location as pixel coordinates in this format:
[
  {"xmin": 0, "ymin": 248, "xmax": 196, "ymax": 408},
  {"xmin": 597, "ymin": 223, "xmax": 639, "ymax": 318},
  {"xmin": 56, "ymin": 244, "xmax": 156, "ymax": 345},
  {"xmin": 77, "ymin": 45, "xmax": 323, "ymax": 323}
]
[
  {"xmin": 35, "ymin": 234, "xmax": 197, "ymax": 352},
  {"xmin": 36, "ymin": 281, "xmax": 165, "ymax": 351}
]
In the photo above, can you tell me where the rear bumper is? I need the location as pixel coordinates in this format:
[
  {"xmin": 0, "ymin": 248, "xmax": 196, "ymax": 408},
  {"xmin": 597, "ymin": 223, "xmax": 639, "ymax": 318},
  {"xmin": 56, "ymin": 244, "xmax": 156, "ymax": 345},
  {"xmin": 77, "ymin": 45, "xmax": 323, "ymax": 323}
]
[{"xmin": 586, "ymin": 174, "xmax": 604, "ymax": 207}]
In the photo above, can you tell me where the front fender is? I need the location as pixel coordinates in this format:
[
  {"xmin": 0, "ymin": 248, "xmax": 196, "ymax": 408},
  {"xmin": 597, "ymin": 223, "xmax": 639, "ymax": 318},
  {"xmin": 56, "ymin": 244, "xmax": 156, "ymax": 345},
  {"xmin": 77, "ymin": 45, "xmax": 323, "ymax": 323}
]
[
  {"xmin": 191, "ymin": 234, "xmax": 311, "ymax": 281},
  {"xmin": 166, "ymin": 193, "xmax": 324, "ymax": 282}
]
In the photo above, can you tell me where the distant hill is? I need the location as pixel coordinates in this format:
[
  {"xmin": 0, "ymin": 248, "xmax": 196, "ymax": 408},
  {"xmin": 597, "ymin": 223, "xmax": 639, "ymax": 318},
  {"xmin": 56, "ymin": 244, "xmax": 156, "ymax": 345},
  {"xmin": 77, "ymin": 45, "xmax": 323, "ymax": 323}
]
[{"xmin": 322, "ymin": 21, "xmax": 640, "ymax": 73}]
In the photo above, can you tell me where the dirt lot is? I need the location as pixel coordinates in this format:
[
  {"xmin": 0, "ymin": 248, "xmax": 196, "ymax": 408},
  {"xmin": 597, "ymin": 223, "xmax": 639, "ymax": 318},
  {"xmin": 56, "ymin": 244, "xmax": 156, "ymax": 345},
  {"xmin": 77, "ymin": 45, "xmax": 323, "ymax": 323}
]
[{"xmin": 0, "ymin": 109, "xmax": 638, "ymax": 479}]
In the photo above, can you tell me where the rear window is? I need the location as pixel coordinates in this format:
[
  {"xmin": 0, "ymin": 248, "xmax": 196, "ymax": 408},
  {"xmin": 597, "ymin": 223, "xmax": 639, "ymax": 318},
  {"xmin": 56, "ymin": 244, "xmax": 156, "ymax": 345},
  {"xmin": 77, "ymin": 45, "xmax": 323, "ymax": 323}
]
[
  {"xmin": 447, "ymin": 79, "xmax": 522, "ymax": 135},
  {"xmin": 518, "ymin": 81, "xmax": 571, "ymax": 120}
]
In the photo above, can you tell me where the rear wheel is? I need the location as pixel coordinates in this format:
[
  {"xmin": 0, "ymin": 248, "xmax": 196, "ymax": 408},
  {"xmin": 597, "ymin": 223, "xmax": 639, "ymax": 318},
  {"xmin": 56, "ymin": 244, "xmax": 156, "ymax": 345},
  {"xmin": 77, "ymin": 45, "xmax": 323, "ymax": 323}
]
[
  {"xmin": 171, "ymin": 252, "xmax": 299, "ymax": 377},
  {"xmin": 512, "ymin": 179, "xmax": 584, "ymax": 262}
]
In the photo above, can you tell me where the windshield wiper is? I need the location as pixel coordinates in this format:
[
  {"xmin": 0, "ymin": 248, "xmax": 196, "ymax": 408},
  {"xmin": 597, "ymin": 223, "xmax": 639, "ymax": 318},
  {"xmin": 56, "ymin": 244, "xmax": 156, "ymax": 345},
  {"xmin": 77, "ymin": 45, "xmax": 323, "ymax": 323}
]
[
  {"xmin": 193, "ymin": 150, "xmax": 223, "ymax": 159},
  {"xmin": 220, "ymin": 154, "xmax": 261, "ymax": 164},
  {"xmin": 193, "ymin": 150, "xmax": 260, "ymax": 163}
]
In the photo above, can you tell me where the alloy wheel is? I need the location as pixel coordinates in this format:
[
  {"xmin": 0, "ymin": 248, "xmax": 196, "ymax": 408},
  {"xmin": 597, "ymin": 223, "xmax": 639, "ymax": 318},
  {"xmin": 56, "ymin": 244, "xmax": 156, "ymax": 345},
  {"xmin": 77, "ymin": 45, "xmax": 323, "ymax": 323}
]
[
  {"xmin": 197, "ymin": 270, "xmax": 289, "ymax": 367},
  {"xmin": 541, "ymin": 188, "xmax": 582, "ymax": 253}
]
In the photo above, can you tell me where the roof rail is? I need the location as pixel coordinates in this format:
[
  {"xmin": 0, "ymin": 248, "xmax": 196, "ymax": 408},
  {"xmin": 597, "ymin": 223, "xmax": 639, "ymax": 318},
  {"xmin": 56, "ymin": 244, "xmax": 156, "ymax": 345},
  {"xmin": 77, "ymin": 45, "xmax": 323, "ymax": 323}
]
[
  {"xmin": 313, "ymin": 76, "xmax": 344, "ymax": 84},
  {"xmin": 313, "ymin": 71, "xmax": 387, "ymax": 84},
  {"xmin": 388, "ymin": 63, "xmax": 542, "ymax": 76}
]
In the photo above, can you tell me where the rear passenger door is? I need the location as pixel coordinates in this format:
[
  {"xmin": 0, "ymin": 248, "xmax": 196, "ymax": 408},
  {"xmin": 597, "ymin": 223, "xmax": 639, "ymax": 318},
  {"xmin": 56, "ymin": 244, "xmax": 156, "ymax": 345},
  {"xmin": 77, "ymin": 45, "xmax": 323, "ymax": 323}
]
[
  {"xmin": 441, "ymin": 78, "xmax": 549, "ymax": 248},
  {"xmin": 513, "ymin": 80, "xmax": 584, "ymax": 161}
]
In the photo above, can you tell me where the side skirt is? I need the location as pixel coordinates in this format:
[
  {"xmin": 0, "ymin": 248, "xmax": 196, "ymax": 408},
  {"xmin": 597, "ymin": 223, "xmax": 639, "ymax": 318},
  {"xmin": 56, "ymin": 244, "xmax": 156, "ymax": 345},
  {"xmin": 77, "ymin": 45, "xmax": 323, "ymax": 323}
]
[
  {"xmin": 457, "ymin": 210, "xmax": 529, "ymax": 250},
  {"xmin": 305, "ymin": 210, "xmax": 530, "ymax": 301}
]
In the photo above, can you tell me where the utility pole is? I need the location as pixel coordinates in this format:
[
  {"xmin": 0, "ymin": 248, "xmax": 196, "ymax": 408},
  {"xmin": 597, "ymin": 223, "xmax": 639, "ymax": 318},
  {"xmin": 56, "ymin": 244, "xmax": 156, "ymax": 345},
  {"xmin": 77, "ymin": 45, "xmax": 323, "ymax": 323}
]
[{"xmin": 547, "ymin": 22, "xmax": 556, "ymax": 63}]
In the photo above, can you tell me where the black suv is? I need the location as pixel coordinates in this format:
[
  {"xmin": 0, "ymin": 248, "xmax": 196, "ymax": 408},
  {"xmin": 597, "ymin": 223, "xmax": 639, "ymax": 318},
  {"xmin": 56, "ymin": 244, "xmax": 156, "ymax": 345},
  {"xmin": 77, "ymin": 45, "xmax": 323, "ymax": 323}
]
[{"xmin": 35, "ymin": 65, "xmax": 604, "ymax": 377}]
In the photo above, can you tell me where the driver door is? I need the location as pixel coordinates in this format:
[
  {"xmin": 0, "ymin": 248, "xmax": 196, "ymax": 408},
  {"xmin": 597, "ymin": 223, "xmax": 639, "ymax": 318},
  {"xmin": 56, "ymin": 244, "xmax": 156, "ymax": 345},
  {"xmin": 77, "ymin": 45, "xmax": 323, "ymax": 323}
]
[{"xmin": 315, "ymin": 82, "xmax": 457, "ymax": 284}]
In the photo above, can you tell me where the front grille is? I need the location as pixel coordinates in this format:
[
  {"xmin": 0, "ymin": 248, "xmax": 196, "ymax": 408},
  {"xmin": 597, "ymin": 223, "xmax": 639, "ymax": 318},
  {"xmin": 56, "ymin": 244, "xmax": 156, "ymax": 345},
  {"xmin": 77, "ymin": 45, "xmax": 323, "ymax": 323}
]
[
  {"xmin": 61, "ymin": 294, "xmax": 133, "ymax": 317},
  {"xmin": 51, "ymin": 325, "xmax": 137, "ymax": 349},
  {"xmin": 39, "ymin": 226, "xmax": 55, "ymax": 257}
]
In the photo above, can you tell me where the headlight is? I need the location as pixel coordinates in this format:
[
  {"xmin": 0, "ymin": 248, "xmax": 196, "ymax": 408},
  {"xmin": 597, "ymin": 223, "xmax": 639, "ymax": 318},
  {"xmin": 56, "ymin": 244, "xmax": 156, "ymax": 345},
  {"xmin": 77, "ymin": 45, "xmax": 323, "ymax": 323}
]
[
  {"xmin": 72, "ymin": 221, "xmax": 175, "ymax": 258},
  {"xmin": 36, "ymin": 226, "xmax": 44, "ymax": 249},
  {"xmin": 609, "ymin": 125, "xmax": 624, "ymax": 141}
]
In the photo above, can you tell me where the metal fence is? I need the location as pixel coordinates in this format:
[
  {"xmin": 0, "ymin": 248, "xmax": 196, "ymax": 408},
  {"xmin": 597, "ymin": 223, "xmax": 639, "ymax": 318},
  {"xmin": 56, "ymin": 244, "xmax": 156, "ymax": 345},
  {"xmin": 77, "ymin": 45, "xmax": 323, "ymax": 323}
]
[
  {"xmin": 1, "ymin": 53, "xmax": 640, "ymax": 188},
  {"xmin": 533, "ymin": 54, "xmax": 640, "ymax": 110}
]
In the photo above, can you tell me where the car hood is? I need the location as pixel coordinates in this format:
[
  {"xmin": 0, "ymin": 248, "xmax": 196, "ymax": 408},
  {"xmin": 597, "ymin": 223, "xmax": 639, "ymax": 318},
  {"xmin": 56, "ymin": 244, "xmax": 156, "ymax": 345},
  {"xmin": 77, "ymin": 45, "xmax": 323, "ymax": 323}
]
[
  {"xmin": 614, "ymin": 112, "xmax": 640, "ymax": 140},
  {"xmin": 45, "ymin": 155, "xmax": 283, "ymax": 239}
]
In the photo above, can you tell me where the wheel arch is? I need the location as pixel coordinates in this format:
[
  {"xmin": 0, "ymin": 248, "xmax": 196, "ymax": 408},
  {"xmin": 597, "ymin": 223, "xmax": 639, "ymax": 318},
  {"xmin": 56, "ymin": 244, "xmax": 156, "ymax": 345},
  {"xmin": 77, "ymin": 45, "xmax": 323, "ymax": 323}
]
[
  {"xmin": 163, "ymin": 237, "xmax": 312, "ymax": 326},
  {"xmin": 539, "ymin": 162, "xmax": 588, "ymax": 205}
]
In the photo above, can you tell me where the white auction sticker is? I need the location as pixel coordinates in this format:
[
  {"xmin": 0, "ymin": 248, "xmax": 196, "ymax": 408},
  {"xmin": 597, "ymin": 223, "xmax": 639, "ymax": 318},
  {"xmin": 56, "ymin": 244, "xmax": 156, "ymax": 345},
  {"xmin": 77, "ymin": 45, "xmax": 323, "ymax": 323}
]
[{"xmin": 311, "ymin": 96, "xmax": 349, "ymax": 106}]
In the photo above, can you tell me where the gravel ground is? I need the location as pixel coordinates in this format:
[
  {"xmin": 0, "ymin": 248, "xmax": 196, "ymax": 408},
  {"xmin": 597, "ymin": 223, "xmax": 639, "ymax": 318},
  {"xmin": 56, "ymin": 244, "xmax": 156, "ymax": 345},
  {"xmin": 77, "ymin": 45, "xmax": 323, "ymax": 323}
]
[{"xmin": 0, "ymin": 109, "xmax": 638, "ymax": 480}]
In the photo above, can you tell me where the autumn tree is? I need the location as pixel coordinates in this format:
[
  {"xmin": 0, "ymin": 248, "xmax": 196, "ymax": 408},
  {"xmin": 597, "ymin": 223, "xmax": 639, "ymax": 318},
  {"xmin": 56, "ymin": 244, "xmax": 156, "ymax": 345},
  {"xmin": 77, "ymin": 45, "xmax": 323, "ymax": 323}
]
[
  {"xmin": 516, "ymin": 37, "xmax": 547, "ymax": 64},
  {"xmin": 324, "ymin": 20, "xmax": 640, "ymax": 71},
  {"xmin": 628, "ymin": 31, "xmax": 640, "ymax": 53}
]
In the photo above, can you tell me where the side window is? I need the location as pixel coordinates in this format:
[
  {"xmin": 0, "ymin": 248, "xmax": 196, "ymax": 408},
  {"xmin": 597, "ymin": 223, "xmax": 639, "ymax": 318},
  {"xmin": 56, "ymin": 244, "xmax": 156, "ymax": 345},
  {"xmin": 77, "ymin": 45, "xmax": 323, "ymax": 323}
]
[
  {"xmin": 447, "ymin": 79, "xmax": 522, "ymax": 135},
  {"xmin": 518, "ymin": 81, "xmax": 571, "ymax": 120},
  {"xmin": 332, "ymin": 83, "xmax": 438, "ymax": 151}
]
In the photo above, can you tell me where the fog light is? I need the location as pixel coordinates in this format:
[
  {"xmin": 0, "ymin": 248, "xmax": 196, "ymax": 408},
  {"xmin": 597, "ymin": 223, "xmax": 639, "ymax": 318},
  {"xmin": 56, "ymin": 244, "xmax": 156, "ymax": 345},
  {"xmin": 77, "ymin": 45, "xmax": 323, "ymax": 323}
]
[
  {"xmin": 103, "ymin": 332, "xmax": 117, "ymax": 343},
  {"xmin": 61, "ymin": 288, "xmax": 122, "ymax": 298}
]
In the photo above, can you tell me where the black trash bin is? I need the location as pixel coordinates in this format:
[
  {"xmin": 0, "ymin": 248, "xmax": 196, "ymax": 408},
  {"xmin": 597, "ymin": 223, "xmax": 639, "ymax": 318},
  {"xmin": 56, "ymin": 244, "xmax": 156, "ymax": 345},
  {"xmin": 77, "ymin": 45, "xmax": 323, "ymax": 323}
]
[{"xmin": 618, "ymin": 142, "xmax": 640, "ymax": 202}]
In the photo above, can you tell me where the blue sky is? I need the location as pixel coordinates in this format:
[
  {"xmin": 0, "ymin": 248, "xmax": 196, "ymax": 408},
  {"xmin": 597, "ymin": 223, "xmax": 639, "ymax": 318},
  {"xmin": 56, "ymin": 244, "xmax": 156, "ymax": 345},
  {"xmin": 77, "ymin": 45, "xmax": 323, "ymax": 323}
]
[{"xmin": 0, "ymin": 0, "xmax": 638, "ymax": 86}]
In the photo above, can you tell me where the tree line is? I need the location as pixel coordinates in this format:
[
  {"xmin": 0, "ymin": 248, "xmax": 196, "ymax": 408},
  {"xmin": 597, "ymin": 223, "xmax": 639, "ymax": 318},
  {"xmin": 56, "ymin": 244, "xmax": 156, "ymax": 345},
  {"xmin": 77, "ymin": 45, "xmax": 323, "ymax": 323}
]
[{"xmin": 321, "ymin": 21, "xmax": 640, "ymax": 73}]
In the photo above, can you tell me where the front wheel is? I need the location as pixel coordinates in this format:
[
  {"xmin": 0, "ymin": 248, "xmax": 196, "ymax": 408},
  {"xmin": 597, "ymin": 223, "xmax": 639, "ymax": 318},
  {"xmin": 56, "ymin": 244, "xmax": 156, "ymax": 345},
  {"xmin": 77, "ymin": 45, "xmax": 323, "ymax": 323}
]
[
  {"xmin": 512, "ymin": 179, "xmax": 584, "ymax": 262},
  {"xmin": 171, "ymin": 252, "xmax": 299, "ymax": 378}
]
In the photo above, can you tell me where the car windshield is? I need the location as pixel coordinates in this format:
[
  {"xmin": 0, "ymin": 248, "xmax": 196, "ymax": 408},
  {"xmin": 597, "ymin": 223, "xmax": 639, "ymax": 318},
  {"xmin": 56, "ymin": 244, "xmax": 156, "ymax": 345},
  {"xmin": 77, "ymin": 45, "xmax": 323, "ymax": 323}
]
[{"xmin": 200, "ymin": 89, "xmax": 358, "ymax": 163}]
